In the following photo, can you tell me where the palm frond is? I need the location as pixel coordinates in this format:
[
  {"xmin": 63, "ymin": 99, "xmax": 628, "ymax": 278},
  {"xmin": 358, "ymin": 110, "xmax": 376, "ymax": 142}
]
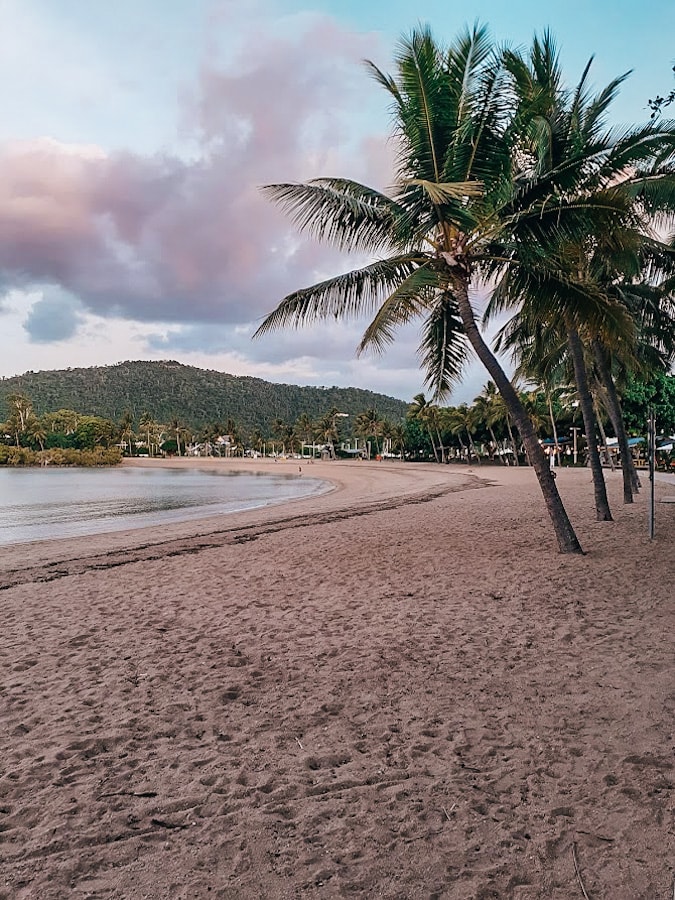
[
  {"xmin": 419, "ymin": 294, "xmax": 468, "ymax": 399},
  {"xmin": 261, "ymin": 179, "xmax": 406, "ymax": 254},
  {"xmin": 252, "ymin": 254, "xmax": 424, "ymax": 337},
  {"xmin": 579, "ymin": 72, "xmax": 632, "ymax": 142},
  {"xmin": 404, "ymin": 178, "xmax": 484, "ymax": 203},
  {"xmin": 357, "ymin": 264, "xmax": 441, "ymax": 355},
  {"xmin": 364, "ymin": 60, "xmax": 404, "ymax": 110},
  {"xmin": 394, "ymin": 28, "xmax": 447, "ymax": 183}
]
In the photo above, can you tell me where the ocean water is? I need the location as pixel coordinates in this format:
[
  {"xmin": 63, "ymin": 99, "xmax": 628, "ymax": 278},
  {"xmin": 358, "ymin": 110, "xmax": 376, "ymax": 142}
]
[{"xmin": 0, "ymin": 466, "xmax": 329, "ymax": 546}]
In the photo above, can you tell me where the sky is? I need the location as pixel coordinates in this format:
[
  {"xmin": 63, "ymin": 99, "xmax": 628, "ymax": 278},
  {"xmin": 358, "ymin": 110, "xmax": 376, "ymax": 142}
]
[{"xmin": 0, "ymin": 0, "xmax": 672, "ymax": 404}]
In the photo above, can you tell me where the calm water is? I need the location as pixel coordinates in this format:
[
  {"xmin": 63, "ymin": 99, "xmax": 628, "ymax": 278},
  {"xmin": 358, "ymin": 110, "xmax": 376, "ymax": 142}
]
[{"xmin": 0, "ymin": 467, "xmax": 328, "ymax": 545}]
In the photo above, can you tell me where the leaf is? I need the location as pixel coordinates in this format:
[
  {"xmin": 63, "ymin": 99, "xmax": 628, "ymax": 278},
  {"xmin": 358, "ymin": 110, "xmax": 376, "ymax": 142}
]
[{"xmin": 404, "ymin": 179, "xmax": 484, "ymax": 204}]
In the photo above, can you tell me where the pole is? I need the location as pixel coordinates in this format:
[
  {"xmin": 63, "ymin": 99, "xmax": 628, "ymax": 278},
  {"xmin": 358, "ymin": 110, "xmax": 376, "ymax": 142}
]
[
  {"xmin": 648, "ymin": 407, "xmax": 655, "ymax": 540},
  {"xmin": 570, "ymin": 427, "xmax": 580, "ymax": 466}
]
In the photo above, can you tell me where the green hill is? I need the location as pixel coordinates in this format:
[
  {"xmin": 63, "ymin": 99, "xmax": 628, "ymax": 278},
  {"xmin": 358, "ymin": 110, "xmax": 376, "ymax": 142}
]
[{"xmin": 0, "ymin": 361, "xmax": 409, "ymax": 432}]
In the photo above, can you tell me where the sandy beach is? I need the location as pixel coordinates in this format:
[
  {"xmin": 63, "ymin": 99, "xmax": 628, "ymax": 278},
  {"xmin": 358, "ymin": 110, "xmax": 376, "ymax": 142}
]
[{"xmin": 1, "ymin": 459, "xmax": 673, "ymax": 899}]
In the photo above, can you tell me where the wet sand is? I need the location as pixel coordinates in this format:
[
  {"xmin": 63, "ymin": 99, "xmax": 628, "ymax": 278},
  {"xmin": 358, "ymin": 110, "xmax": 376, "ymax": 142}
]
[{"xmin": 1, "ymin": 459, "xmax": 673, "ymax": 898}]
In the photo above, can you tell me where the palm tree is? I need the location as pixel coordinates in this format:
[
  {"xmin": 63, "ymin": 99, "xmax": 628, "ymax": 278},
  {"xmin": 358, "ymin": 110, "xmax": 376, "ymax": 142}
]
[
  {"xmin": 139, "ymin": 411, "xmax": 156, "ymax": 457},
  {"xmin": 446, "ymin": 404, "xmax": 481, "ymax": 464},
  {"xmin": 484, "ymin": 386, "xmax": 521, "ymax": 465},
  {"xmin": 408, "ymin": 393, "xmax": 442, "ymax": 463},
  {"xmin": 294, "ymin": 413, "xmax": 315, "ymax": 454},
  {"xmin": 487, "ymin": 35, "xmax": 675, "ymax": 518},
  {"xmin": 473, "ymin": 382, "xmax": 508, "ymax": 464},
  {"xmin": 119, "ymin": 411, "xmax": 135, "ymax": 456},
  {"xmin": 354, "ymin": 408, "xmax": 384, "ymax": 454},
  {"xmin": 28, "ymin": 417, "xmax": 46, "ymax": 452},
  {"xmin": 254, "ymin": 27, "xmax": 585, "ymax": 551},
  {"xmin": 168, "ymin": 417, "xmax": 184, "ymax": 457},
  {"xmin": 249, "ymin": 426, "xmax": 265, "ymax": 456},
  {"xmin": 388, "ymin": 422, "xmax": 407, "ymax": 459},
  {"xmin": 314, "ymin": 408, "xmax": 343, "ymax": 459},
  {"xmin": 271, "ymin": 417, "xmax": 293, "ymax": 455},
  {"xmin": 590, "ymin": 259, "xmax": 675, "ymax": 498}
]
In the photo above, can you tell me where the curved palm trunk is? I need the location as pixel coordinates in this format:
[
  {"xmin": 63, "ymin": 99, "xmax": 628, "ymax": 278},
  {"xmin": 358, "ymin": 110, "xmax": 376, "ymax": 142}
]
[
  {"xmin": 488, "ymin": 426, "xmax": 504, "ymax": 464},
  {"xmin": 455, "ymin": 431, "xmax": 467, "ymax": 459},
  {"xmin": 466, "ymin": 429, "xmax": 481, "ymax": 465},
  {"xmin": 435, "ymin": 428, "xmax": 446, "ymax": 463},
  {"xmin": 547, "ymin": 395, "xmax": 561, "ymax": 464},
  {"xmin": 427, "ymin": 426, "xmax": 440, "ymax": 463},
  {"xmin": 594, "ymin": 400, "xmax": 616, "ymax": 471},
  {"xmin": 505, "ymin": 416, "xmax": 520, "ymax": 466},
  {"xmin": 567, "ymin": 327, "xmax": 612, "ymax": 521},
  {"xmin": 455, "ymin": 281, "xmax": 582, "ymax": 553},
  {"xmin": 592, "ymin": 340, "xmax": 639, "ymax": 501}
]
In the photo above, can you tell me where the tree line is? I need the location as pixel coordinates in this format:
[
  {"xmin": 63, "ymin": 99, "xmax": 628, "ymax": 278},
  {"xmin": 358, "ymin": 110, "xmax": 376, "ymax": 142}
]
[
  {"xmin": 4, "ymin": 371, "xmax": 671, "ymax": 469},
  {"xmin": 0, "ymin": 360, "xmax": 408, "ymax": 433}
]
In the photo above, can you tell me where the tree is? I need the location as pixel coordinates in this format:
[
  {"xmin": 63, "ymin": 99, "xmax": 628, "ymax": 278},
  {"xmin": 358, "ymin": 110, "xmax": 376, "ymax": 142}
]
[
  {"xmin": 314, "ymin": 408, "xmax": 345, "ymax": 458},
  {"xmin": 255, "ymin": 27, "xmax": 586, "ymax": 551},
  {"xmin": 75, "ymin": 416, "xmax": 116, "ymax": 449},
  {"xmin": 446, "ymin": 404, "xmax": 481, "ymax": 464},
  {"xmin": 3, "ymin": 393, "xmax": 34, "ymax": 446},
  {"xmin": 249, "ymin": 426, "xmax": 265, "ymax": 456},
  {"xmin": 27, "ymin": 418, "xmax": 46, "ymax": 451},
  {"xmin": 622, "ymin": 372, "xmax": 675, "ymax": 434},
  {"xmin": 168, "ymin": 417, "xmax": 187, "ymax": 457},
  {"xmin": 408, "ymin": 393, "xmax": 442, "ymax": 463},
  {"xmin": 139, "ymin": 411, "xmax": 156, "ymax": 456},
  {"xmin": 43, "ymin": 409, "xmax": 79, "ymax": 435},
  {"xmin": 354, "ymin": 408, "xmax": 384, "ymax": 454},
  {"xmin": 487, "ymin": 35, "xmax": 675, "ymax": 516},
  {"xmin": 388, "ymin": 422, "xmax": 407, "ymax": 459},
  {"xmin": 119, "ymin": 411, "xmax": 136, "ymax": 456},
  {"xmin": 472, "ymin": 383, "xmax": 503, "ymax": 463},
  {"xmin": 293, "ymin": 413, "xmax": 315, "ymax": 451},
  {"xmin": 271, "ymin": 417, "xmax": 293, "ymax": 455}
]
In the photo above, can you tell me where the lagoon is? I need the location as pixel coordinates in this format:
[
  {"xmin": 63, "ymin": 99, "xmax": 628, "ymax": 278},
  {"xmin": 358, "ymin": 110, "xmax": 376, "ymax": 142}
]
[{"xmin": 0, "ymin": 466, "xmax": 328, "ymax": 546}]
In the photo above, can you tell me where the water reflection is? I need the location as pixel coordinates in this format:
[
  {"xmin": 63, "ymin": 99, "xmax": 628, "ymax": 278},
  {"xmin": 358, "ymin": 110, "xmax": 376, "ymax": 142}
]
[{"xmin": 0, "ymin": 467, "xmax": 328, "ymax": 545}]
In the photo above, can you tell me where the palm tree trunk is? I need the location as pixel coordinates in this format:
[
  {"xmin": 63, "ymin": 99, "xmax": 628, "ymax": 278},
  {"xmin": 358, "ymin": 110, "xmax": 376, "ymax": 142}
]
[
  {"xmin": 594, "ymin": 400, "xmax": 616, "ymax": 471},
  {"xmin": 548, "ymin": 395, "xmax": 561, "ymax": 465},
  {"xmin": 488, "ymin": 426, "xmax": 504, "ymax": 464},
  {"xmin": 455, "ymin": 280, "xmax": 582, "ymax": 553},
  {"xmin": 436, "ymin": 428, "xmax": 446, "ymax": 463},
  {"xmin": 466, "ymin": 429, "xmax": 481, "ymax": 465},
  {"xmin": 455, "ymin": 431, "xmax": 466, "ymax": 459},
  {"xmin": 427, "ymin": 426, "xmax": 440, "ymax": 463},
  {"xmin": 567, "ymin": 327, "xmax": 612, "ymax": 521},
  {"xmin": 592, "ymin": 340, "xmax": 638, "ymax": 501},
  {"xmin": 505, "ymin": 416, "xmax": 520, "ymax": 466}
]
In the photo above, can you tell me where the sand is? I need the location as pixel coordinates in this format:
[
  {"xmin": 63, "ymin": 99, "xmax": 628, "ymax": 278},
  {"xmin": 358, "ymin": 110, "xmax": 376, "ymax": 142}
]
[{"xmin": 1, "ymin": 459, "xmax": 673, "ymax": 899}]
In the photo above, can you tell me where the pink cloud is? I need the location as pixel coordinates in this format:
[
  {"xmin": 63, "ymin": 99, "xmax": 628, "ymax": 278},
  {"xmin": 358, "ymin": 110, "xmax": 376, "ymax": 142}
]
[{"xmin": 0, "ymin": 14, "xmax": 394, "ymax": 332}]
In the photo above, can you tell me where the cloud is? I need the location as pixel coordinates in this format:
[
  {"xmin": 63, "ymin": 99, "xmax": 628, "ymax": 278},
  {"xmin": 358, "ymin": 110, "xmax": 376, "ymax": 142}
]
[
  {"xmin": 0, "ymin": 12, "xmax": 391, "ymax": 337},
  {"xmin": 23, "ymin": 289, "xmax": 84, "ymax": 343}
]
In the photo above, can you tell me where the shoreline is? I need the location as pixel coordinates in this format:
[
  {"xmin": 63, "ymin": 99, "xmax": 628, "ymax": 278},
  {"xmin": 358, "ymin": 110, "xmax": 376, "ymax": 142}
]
[
  {"xmin": 2, "ymin": 459, "xmax": 673, "ymax": 585},
  {"xmin": 0, "ymin": 459, "xmax": 485, "ymax": 580}
]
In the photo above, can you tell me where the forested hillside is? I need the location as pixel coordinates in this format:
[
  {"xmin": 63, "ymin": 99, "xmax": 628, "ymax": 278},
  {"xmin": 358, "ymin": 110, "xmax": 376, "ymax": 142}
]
[{"xmin": 0, "ymin": 361, "xmax": 408, "ymax": 431}]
